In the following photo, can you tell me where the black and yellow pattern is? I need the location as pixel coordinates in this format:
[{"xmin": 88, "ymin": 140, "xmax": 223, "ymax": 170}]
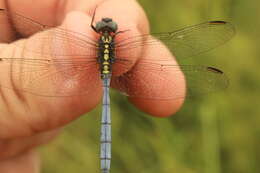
[{"xmin": 99, "ymin": 34, "xmax": 114, "ymax": 79}]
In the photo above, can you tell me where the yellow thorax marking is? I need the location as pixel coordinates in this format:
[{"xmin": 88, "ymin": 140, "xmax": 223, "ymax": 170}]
[{"xmin": 102, "ymin": 36, "xmax": 112, "ymax": 43}]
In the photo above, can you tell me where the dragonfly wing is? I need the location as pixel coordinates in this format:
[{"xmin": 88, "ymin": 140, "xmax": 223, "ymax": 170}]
[
  {"xmin": 111, "ymin": 60, "xmax": 228, "ymax": 100},
  {"xmin": 0, "ymin": 57, "xmax": 101, "ymax": 96},
  {"xmin": 0, "ymin": 9, "xmax": 99, "ymax": 57},
  {"xmin": 115, "ymin": 21, "xmax": 235, "ymax": 60}
]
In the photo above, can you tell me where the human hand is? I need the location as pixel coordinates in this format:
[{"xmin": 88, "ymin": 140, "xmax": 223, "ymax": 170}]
[{"xmin": 0, "ymin": 0, "xmax": 184, "ymax": 172}]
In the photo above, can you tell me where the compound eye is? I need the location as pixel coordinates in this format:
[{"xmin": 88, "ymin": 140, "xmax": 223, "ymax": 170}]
[
  {"xmin": 95, "ymin": 22, "xmax": 105, "ymax": 32},
  {"xmin": 109, "ymin": 22, "xmax": 118, "ymax": 32}
]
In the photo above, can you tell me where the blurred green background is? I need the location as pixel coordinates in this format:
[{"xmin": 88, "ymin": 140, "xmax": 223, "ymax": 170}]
[{"xmin": 41, "ymin": 0, "xmax": 260, "ymax": 173}]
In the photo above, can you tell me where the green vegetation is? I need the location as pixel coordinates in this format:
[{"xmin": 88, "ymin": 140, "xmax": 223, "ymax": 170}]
[{"xmin": 41, "ymin": 0, "xmax": 260, "ymax": 172}]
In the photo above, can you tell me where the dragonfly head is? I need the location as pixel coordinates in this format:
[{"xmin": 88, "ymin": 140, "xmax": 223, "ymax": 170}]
[{"xmin": 95, "ymin": 18, "xmax": 118, "ymax": 33}]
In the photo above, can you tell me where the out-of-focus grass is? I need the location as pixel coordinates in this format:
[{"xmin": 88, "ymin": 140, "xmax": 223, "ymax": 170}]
[{"xmin": 40, "ymin": 0, "xmax": 260, "ymax": 173}]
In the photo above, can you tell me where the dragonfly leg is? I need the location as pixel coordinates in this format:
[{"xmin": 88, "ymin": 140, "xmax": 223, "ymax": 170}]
[
  {"xmin": 113, "ymin": 29, "xmax": 130, "ymax": 37},
  {"xmin": 90, "ymin": 6, "xmax": 98, "ymax": 33}
]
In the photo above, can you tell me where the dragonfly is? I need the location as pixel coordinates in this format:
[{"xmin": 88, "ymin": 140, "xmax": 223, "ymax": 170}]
[{"xmin": 0, "ymin": 8, "xmax": 235, "ymax": 173}]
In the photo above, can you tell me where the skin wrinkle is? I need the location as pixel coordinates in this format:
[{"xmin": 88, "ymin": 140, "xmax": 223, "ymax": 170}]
[
  {"xmin": 0, "ymin": 79, "xmax": 9, "ymax": 112},
  {"xmin": 0, "ymin": 9, "xmax": 29, "ymax": 107},
  {"xmin": 27, "ymin": 106, "xmax": 47, "ymax": 135},
  {"xmin": 21, "ymin": 98, "xmax": 52, "ymax": 136},
  {"xmin": 10, "ymin": 50, "xmax": 28, "ymax": 105},
  {"xmin": 6, "ymin": 6, "xmax": 22, "ymax": 41},
  {"xmin": 0, "ymin": 49, "xmax": 19, "ymax": 114}
]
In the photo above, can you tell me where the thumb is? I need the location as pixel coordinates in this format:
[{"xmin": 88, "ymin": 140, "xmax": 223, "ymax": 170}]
[{"xmin": 0, "ymin": 11, "xmax": 101, "ymax": 138}]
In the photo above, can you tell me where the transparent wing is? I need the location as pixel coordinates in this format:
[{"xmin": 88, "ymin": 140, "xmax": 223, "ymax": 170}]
[
  {"xmin": 115, "ymin": 21, "xmax": 235, "ymax": 59},
  {"xmin": 0, "ymin": 9, "xmax": 104, "ymax": 96},
  {"xmin": 0, "ymin": 56, "xmax": 135, "ymax": 96},
  {"xmin": 0, "ymin": 57, "xmax": 103, "ymax": 96},
  {"xmin": 113, "ymin": 21, "xmax": 233, "ymax": 99},
  {"xmin": 111, "ymin": 60, "xmax": 229, "ymax": 100},
  {"xmin": 0, "ymin": 8, "xmax": 99, "ymax": 57}
]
